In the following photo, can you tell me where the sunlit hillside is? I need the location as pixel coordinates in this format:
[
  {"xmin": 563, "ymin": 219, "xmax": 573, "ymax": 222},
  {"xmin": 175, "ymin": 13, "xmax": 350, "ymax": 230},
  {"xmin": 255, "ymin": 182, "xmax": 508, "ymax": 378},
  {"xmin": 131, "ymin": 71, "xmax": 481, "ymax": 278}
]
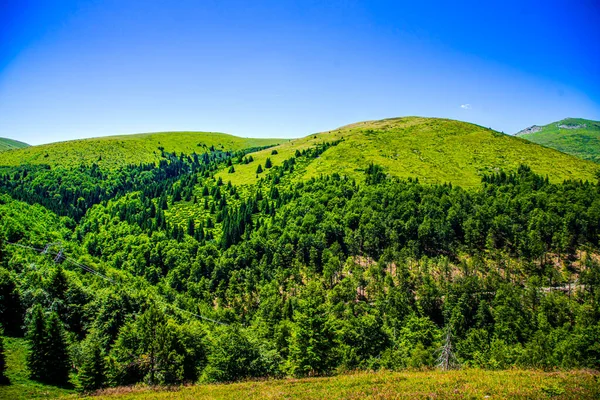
[
  {"xmin": 216, "ymin": 117, "xmax": 598, "ymax": 187},
  {"xmin": 0, "ymin": 132, "xmax": 286, "ymax": 168}
]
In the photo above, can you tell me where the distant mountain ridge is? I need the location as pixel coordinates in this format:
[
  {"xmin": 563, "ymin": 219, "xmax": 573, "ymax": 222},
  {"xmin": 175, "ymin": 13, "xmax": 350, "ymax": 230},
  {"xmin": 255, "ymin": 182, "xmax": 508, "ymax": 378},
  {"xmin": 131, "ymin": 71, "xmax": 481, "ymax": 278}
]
[
  {"xmin": 0, "ymin": 137, "xmax": 29, "ymax": 152},
  {"xmin": 515, "ymin": 118, "xmax": 600, "ymax": 163},
  {"xmin": 1, "ymin": 117, "xmax": 597, "ymax": 187},
  {"xmin": 0, "ymin": 131, "xmax": 286, "ymax": 168}
]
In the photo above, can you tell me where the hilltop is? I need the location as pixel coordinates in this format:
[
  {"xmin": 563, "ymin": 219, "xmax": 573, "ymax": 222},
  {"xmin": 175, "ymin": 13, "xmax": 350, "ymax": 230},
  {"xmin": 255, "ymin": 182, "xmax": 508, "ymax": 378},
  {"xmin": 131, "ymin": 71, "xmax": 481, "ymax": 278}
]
[
  {"xmin": 217, "ymin": 117, "xmax": 598, "ymax": 187},
  {"xmin": 0, "ymin": 131, "xmax": 286, "ymax": 168},
  {"xmin": 3, "ymin": 118, "xmax": 596, "ymax": 186},
  {"xmin": 516, "ymin": 118, "xmax": 600, "ymax": 163},
  {"xmin": 0, "ymin": 137, "xmax": 29, "ymax": 152}
]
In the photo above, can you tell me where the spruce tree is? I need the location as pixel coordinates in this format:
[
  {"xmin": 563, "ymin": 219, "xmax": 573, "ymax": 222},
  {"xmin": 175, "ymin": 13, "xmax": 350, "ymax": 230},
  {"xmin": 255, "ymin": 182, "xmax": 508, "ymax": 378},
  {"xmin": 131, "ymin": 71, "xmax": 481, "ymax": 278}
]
[
  {"xmin": 78, "ymin": 335, "xmax": 105, "ymax": 392},
  {"xmin": 187, "ymin": 218, "xmax": 195, "ymax": 237},
  {"xmin": 45, "ymin": 312, "xmax": 71, "ymax": 385},
  {"xmin": 256, "ymin": 164, "xmax": 263, "ymax": 174},
  {"xmin": 26, "ymin": 306, "xmax": 71, "ymax": 385},
  {"xmin": 26, "ymin": 305, "xmax": 47, "ymax": 382},
  {"xmin": 265, "ymin": 158, "xmax": 272, "ymax": 168}
]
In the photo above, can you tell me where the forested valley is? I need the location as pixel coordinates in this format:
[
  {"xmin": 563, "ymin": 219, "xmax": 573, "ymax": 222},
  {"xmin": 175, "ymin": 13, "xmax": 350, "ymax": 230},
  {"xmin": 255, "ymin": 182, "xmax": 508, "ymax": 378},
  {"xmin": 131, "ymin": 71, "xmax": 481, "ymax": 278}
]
[{"xmin": 0, "ymin": 141, "xmax": 599, "ymax": 394}]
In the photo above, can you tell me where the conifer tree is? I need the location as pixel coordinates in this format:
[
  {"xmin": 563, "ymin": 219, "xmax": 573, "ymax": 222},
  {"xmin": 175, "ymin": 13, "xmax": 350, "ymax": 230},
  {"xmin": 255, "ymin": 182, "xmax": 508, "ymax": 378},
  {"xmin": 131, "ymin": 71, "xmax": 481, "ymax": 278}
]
[
  {"xmin": 256, "ymin": 164, "xmax": 263, "ymax": 174},
  {"xmin": 78, "ymin": 334, "xmax": 106, "ymax": 392},
  {"xmin": 26, "ymin": 306, "xmax": 71, "ymax": 385},
  {"xmin": 286, "ymin": 282, "xmax": 335, "ymax": 377},
  {"xmin": 26, "ymin": 305, "xmax": 47, "ymax": 382},
  {"xmin": 187, "ymin": 218, "xmax": 195, "ymax": 237},
  {"xmin": 265, "ymin": 158, "xmax": 272, "ymax": 169},
  {"xmin": 45, "ymin": 312, "xmax": 71, "ymax": 385}
]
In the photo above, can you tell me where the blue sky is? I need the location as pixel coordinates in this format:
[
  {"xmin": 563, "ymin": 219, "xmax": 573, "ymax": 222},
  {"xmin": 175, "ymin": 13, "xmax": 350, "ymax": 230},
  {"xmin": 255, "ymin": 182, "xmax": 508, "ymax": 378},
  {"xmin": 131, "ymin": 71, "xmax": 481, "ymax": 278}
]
[{"xmin": 1, "ymin": 0, "xmax": 599, "ymax": 145}]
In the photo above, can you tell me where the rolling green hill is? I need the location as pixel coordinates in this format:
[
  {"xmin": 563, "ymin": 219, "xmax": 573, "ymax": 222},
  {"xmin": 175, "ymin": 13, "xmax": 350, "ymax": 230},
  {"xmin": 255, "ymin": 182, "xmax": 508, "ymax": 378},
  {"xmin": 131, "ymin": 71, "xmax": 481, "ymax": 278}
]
[
  {"xmin": 516, "ymin": 118, "xmax": 600, "ymax": 163},
  {"xmin": 0, "ymin": 131, "xmax": 286, "ymax": 168},
  {"xmin": 216, "ymin": 117, "xmax": 598, "ymax": 187},
  {"xmin": 0, "ymin": 137, "xmax": 29, "ymax": 152}
]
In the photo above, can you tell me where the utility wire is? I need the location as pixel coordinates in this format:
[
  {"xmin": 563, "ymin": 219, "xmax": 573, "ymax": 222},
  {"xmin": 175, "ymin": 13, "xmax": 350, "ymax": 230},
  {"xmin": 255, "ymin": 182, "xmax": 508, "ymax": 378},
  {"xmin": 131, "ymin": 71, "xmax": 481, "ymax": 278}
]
[{"xmin": 2, "ymin": 240, "xmax": 226, "ymax": 325}]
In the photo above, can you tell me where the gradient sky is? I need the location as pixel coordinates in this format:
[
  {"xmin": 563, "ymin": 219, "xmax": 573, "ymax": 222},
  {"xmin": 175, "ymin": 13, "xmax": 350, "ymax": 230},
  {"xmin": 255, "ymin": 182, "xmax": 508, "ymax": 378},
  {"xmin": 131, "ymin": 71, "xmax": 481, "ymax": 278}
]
[{"xmin": 1, "ymin": 0, "xmax": 599, "ymax": 145}]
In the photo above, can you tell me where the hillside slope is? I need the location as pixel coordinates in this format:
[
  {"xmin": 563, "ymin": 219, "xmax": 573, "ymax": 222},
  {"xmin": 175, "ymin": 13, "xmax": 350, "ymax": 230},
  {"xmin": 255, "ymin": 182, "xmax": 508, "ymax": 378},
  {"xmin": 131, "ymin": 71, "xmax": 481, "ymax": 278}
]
[
  {"xmin": 0, "ymin": 131, "xmax": 286, "ymax": 168},
  {"xmin": 0, "ymin": 137, "xmax": 29, "ymax": 152},
  {"xmin": 217, "ymin": 117, "xmax": 598, "ymax": 187},
  {"xmin": 516, "ymin": 118, "xmax": 600, "ymax": 163}
]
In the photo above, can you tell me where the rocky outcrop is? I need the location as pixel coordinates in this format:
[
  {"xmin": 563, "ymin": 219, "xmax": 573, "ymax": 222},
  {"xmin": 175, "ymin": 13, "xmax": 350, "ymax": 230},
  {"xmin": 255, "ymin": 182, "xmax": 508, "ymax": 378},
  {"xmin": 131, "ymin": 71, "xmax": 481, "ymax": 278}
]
[
  {"xmin": 516, "ymin": 125, "xmax": 543, "ymax": 136},
  {"xmin": 558, "ymin": 123, "xmax": 587, "ymax": 130}
]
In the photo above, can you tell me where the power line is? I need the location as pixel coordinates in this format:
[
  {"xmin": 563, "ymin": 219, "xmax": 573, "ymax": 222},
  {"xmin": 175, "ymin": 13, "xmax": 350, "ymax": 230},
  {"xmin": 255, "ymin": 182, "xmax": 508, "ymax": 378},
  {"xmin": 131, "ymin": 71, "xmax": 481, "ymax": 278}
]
[{"xmin": 2, "ymin": 240, "xmax": 226, "ymax": 325}]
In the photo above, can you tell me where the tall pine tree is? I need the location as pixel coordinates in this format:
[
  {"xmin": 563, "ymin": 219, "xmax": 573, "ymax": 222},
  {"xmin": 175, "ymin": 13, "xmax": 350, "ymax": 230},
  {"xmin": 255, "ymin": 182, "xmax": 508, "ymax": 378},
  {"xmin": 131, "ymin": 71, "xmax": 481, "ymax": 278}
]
[
  {"xmin": 26, "ymin": 305, "xmax": 47, "ymax": 382},
  {"xmin": 78, "ymin": 333, "xmax": 106, "ymax": 392},
  {"xmin": 26, "ymin": 306, "xmax": 71, "ymax": 385},
  {"xmin": 45, "ymin": 312, "xmax": 71, "ymax": 385}
]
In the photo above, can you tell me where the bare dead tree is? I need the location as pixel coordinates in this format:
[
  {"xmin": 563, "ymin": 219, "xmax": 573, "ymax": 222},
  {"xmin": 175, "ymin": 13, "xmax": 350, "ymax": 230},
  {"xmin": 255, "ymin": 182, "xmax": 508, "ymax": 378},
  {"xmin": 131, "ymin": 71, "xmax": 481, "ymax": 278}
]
[{"xmin": 436, "ymin": 326, "xmax": 459, "ymax": 371}]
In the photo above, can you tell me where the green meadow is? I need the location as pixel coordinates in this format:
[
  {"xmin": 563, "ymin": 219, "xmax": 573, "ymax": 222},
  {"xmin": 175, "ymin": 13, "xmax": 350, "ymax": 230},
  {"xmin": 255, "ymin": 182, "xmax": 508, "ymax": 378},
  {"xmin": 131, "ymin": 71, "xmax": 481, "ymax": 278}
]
[
  {"xmin": 0, "ymin": 132, "xmax": 286, "ymax": 168},
  {"xmin": 216, "ymin": 117, "xmax": 598, "ymax": 187}
]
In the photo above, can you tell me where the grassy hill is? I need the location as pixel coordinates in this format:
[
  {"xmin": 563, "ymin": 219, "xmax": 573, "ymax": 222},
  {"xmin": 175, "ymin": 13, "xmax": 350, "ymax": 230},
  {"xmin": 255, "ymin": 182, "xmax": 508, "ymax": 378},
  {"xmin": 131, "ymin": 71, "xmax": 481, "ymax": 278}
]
[
  {"xmin": 0, "ymin": 137, "xmax": 29, "ymax": 152},
  {"xmin": 0, "ymin": 132, "xmax": 286, "ymax": 168},
  {"xmin": 216, "ymin": 117, "xmax": 598, "ymax": 187},
  {"xmin": 516, "ymin": 118, "xmax": 600, "ymax": 163}
]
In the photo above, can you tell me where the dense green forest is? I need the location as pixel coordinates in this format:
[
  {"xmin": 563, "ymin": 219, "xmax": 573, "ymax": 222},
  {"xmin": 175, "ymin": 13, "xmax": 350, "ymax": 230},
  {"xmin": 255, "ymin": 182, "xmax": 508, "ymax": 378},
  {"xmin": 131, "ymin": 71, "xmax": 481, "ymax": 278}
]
[{"xmin": 0, "ymin": 136, "xmax": 599, "ymax": 394}]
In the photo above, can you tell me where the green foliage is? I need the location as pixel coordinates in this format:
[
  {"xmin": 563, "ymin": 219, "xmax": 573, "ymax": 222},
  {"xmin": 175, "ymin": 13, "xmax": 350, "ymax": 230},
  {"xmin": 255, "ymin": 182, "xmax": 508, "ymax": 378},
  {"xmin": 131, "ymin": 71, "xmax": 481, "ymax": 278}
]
[
  {"xmin": 286, "ymin": 282, "xmax": 336, "ymax": 376},
  {"xmin": 77, "ymin": 333, "xmax": 106, "ymax": 392},
  {"xmin": 26, "ymin": 305, "xmax": 71, "ymax": 385},
  {"xmin": 107, "ymin": 304, "xmax": 178, "ymax": 385},
  {"xmin": 202, "ymin": 325, "xmax": 265, "ymax": 383}
]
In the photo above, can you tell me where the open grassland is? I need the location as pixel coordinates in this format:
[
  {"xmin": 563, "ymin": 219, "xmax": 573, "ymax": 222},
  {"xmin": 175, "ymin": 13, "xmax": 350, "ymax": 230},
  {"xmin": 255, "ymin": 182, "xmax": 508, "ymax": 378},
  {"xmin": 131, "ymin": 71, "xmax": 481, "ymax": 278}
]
[
  {"xmin": 0, "ymin": 137, "xmax": 29, "ymax": 152},
  {"xmin": 516, "ymin": 118, "xmax": 600, "ymax": 163},
  {"xmin": 89, "ymin": 370, "xmax": 600, "ymax": 400},
  {"xmin": 0, "ymin": 132, "xmax": 286, "ymax": 168},
  {"xmin": 216, "ymin": 117, "xmax": 598, "ymax": 187}
]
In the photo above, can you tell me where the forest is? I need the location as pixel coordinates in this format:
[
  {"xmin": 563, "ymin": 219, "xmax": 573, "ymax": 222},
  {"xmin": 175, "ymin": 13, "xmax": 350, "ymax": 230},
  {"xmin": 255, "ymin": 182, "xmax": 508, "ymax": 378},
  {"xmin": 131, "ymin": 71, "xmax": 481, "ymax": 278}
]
[{"xmin": 0, "ymin": 143, "xmax": 599, "ymax": 393}]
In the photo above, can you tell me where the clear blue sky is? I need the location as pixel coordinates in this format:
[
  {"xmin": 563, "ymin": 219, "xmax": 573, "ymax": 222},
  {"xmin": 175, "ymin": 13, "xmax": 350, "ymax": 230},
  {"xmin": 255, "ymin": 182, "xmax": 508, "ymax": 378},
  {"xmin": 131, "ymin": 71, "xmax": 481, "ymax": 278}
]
[{"xmin": 1, "ymin": 0, "xmax": 599, "ymax": 145}]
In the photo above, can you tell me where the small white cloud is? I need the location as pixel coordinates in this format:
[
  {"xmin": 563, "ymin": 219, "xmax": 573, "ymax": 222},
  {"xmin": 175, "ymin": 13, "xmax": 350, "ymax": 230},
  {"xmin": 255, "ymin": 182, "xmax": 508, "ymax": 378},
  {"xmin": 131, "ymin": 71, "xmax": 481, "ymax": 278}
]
[{"xmin": 460, "ymin": 104, "xmax": 472, "ymax": 110}]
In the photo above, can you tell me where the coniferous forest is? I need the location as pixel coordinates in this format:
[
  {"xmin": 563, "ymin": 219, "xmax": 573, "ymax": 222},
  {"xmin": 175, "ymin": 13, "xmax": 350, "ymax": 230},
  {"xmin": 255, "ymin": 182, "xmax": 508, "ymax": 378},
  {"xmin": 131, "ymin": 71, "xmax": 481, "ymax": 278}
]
[{"xmin": 0, "ymin": 135, "xmax": 599, "ymax": 395}]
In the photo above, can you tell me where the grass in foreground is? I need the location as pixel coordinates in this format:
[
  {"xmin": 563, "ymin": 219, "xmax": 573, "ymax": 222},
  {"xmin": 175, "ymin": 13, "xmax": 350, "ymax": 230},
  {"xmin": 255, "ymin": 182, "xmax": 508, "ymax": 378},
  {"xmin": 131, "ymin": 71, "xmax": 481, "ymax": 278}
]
[
  {"xmin": 0, "ymin": 337, "xmax": 74, "ymax": 400},
  {"xmin": 0, "ymin": 339, "xmax": 597, "ymax": 399},
  {"xmin": 89, "ymin": 369, "xmax": 600, "ymax": 400}
]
